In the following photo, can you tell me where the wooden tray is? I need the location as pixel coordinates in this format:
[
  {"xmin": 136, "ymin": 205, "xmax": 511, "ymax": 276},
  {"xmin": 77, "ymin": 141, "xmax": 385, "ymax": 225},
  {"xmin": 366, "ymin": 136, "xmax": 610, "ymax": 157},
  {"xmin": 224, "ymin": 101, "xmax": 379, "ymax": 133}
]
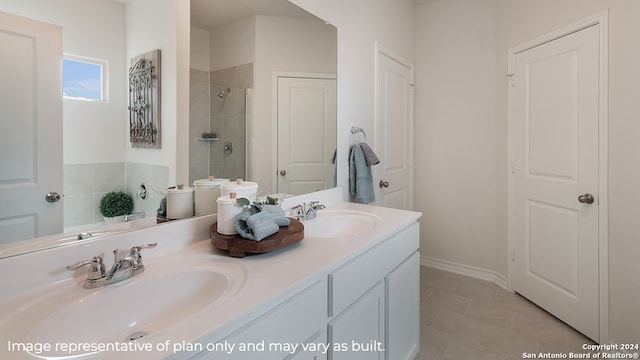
[{"xmin": 211, "ymin": 218, "xmax": 304, "ymax": 257}]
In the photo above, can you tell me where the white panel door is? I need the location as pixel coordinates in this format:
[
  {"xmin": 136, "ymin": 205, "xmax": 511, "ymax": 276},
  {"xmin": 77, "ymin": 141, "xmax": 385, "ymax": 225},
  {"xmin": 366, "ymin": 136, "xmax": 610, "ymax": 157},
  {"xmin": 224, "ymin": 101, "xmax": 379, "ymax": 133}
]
[
  {"xmin": 0, "ymin": 12, "xmax": 63, "ymax": 244},
  {"xmin": 277, "ymin": 76, "xmax": 336, "ymax": 195},
  {"xmin": 511, "ymin": 24, "xmax": 599, "ymax": 341},
  {"xmin": 376, "ymin": 49, "xmax": 413, "ymax": 210}
]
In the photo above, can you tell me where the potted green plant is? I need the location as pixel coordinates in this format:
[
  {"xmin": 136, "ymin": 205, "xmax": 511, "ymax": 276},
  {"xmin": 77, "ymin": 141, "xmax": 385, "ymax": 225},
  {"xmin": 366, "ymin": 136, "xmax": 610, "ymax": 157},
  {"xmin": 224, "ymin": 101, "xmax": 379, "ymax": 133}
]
[{"xmin": 99, "ymin": 191, "xmax": 134, "ymax": 223}]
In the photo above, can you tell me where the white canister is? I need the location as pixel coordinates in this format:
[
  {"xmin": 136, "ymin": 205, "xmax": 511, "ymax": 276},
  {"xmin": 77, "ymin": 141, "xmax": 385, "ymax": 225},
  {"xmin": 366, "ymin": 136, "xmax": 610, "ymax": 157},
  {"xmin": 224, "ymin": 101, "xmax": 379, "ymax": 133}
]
[
  {"xmin": 220, "ymin": 179, "xmax": 258, "ymax": 203},
  {"xmin": 216, "ymin": 192, "xmax": 243, "ymax": 235},
  {"xmin": 166, "ymin": 185, "xmax": 194, "ymax": 219},
  {"xmin": 193, "ymin": 177, "xmax": 229, "ymax": 216}
]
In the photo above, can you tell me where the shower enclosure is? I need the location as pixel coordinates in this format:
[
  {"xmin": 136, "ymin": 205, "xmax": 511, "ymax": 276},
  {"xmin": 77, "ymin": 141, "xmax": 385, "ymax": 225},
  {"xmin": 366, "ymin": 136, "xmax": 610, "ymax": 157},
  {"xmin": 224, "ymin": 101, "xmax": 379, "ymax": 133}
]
[{"xmin": 189, "ymin": 63, "xmax": 253, "ymax": 184}]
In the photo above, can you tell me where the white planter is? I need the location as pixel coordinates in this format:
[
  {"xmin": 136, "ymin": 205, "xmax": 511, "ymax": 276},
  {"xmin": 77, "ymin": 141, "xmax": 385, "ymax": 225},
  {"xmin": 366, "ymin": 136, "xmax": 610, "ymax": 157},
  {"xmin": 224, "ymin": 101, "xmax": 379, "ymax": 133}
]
[{"xmin": 103, "ymin": 215, "xmax": 125, "ymax": 224}]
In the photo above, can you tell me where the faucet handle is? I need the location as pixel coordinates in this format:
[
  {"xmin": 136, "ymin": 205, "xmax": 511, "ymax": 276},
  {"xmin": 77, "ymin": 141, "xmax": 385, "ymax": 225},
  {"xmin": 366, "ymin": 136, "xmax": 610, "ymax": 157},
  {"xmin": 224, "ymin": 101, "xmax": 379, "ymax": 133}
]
[
  {"xmin": 291, "ymin": 204, "xmax": 305, "ymax": 220},
  {"xmin": 66, "ymin": 256, "xmax": 105, "ymax": 280},
  {"xmin": 132, "ymin": 242, "xmax": 158, "ymax": 251},
  {"xmin": 128, "ymin": 243, "xmax": 157, "ymax": 267}
]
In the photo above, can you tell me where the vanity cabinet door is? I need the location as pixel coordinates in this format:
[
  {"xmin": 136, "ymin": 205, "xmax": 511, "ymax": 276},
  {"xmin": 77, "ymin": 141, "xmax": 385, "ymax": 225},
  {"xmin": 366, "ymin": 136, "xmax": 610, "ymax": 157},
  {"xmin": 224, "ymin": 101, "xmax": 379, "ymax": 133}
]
[
  {"xmin": 284, "ymin": 331, "xmax": 327, "ymax": 360},
  {"xmin": 385, "ymin": 252, "xmax": 420, "ymax": 360},
  {"xmin": 327, "ymin": 282, "xmax": 385, "ymax": 360},
  {"xmin": 191, "ymin": 280, "xmax": 326, "ymax": 360}
]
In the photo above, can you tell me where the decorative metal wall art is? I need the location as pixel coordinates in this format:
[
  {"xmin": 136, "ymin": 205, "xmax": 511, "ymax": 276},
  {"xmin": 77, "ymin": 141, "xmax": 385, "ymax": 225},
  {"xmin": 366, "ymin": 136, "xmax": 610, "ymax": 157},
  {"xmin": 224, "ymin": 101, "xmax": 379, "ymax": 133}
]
[{"xmin": 128, "ymin": 49, "xmax": 161, "ymax": 148}]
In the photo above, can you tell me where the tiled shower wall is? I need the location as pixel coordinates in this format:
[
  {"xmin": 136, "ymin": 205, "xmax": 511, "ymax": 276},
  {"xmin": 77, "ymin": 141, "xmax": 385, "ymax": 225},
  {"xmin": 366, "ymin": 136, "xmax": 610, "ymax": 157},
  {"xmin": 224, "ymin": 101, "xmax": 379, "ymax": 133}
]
[
  {"xmin": 189, "ymin": 63, "xmax": 253, "ymax": 185},
  {"xmin": 63, "ymin": 162, "xmax": 168, "ymax": 229},
  {"xmin": 189, "ymin": 69, "xmax": 211, "ymax": 183}
]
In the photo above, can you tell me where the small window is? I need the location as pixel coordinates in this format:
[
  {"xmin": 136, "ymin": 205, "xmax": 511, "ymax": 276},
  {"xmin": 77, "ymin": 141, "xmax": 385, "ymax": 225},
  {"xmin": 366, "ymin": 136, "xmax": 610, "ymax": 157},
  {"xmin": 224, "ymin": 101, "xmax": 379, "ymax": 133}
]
[{"xmin": 63, "ymin": 55, "xmax": 107, "ymax": 101}]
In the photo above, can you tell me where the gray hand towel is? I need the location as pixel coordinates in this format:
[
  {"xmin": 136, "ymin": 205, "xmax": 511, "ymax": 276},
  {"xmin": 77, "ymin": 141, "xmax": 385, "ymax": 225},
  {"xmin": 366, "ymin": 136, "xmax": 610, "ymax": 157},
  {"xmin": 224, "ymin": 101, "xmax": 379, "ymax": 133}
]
[
  {"xmin": 359, "ymin": 142, "xmax": 380, "ymax": 166},
  {"xmin": 349, "ymin": 144, "xmax": 375, "ymax": 204}
]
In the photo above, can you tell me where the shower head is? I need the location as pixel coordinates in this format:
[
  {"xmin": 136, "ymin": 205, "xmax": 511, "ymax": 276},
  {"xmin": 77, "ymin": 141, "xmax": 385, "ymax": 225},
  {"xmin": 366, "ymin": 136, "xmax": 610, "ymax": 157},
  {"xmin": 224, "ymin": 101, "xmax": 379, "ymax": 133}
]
[{"xmin": 218, "ymin": 88, "xmax": 231, "ymax": 98}]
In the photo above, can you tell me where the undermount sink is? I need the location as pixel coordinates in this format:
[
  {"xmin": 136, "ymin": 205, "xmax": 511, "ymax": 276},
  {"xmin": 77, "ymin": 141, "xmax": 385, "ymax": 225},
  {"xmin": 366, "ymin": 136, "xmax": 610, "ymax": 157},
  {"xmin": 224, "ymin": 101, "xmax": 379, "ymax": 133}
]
[
  {"xmin": 0, "ymin": 256, "xmax": 245, "ymax": 358},
  {"xmin": 303, "ymin": 209, "xmax": 383, "ymax": 238}
]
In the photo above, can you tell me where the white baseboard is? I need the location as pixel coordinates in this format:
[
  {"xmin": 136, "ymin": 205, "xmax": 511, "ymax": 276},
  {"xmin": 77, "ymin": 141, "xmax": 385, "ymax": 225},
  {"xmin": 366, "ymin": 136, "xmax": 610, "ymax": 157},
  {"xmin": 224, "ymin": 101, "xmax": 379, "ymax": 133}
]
[{"xmin": 420, "ymin": 254, "xmax": 511, "ymax": 291}]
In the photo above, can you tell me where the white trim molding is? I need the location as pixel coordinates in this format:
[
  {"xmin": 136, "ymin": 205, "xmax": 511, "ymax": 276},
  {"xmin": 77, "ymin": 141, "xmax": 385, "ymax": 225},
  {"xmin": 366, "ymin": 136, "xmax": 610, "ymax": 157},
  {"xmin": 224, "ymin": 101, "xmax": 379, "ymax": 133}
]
[{"xmin": 420, "ymin": 255, "xmax": 510, "ymax": 292}]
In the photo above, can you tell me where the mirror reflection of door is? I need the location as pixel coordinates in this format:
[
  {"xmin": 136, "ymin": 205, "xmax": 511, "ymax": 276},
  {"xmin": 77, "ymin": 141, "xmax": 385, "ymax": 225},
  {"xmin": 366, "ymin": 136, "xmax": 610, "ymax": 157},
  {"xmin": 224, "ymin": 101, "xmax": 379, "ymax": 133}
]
[
  {"xmin": 0, "ymin": 12, "xmax": 63, "ymax": 244},
  {"xmin": 375, "ymin": 48, "xmax": 414, "ymax": 211},
  {"xmin": 277, "ymin": 75, "xmax": 337, "ymax": 195}
]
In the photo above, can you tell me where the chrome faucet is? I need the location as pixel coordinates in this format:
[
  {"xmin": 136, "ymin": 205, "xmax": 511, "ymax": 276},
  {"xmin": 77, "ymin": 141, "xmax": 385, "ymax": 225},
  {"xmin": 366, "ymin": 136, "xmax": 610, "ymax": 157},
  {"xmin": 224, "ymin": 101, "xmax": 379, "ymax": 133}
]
[
  {"xmin": 292, "ymin": 201, "xmax": 326, "ymax": 221},
  {"xmin": 67, "ymin": 243, "xmax": 157, "ymax": 289},
  {"xmin": 77, "ymin": 232, "xmax": 94, "ymax": 240},
  {"xmin": 124, "ymin": 211, "xmax": 145, "ymax": 222}
]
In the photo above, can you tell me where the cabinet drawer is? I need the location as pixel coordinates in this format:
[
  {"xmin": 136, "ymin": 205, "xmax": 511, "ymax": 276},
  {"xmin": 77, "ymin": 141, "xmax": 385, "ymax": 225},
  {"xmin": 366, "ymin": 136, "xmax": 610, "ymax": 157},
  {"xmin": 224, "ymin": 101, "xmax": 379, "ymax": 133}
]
[{"xmin": 328, "ymin": 223, "xmax": 419, "ymax": 317}]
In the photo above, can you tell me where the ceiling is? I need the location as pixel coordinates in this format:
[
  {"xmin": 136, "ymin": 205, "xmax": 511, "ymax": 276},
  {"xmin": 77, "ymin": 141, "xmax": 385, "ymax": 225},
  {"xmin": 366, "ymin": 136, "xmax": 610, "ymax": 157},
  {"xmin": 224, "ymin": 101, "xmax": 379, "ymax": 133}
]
[{"xmin": 190, "ymin": 0, "xmax": 319, "ymax": 32}]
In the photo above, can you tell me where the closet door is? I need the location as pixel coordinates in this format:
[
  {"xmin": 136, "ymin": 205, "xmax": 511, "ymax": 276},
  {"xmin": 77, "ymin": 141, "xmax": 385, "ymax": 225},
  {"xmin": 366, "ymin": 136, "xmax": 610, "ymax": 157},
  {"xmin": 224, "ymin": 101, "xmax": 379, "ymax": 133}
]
[{"xmin": 510, "ymin": 23, "xmax": 602, "ymax": 341}]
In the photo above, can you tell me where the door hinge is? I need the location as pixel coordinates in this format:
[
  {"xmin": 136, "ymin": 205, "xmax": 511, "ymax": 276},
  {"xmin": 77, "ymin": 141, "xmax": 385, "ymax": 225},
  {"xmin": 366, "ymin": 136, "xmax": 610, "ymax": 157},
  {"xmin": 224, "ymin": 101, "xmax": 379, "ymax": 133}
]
[{"xmin": 506, "ymin": 73, "xmax": 515, "ymax": 87}]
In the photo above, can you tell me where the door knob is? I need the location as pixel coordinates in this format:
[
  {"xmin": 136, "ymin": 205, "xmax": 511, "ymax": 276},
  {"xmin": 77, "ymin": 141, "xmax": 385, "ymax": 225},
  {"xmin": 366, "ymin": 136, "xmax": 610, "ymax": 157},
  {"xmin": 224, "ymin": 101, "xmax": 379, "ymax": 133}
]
[
  {"xmin": 280, "ymin": 170, "xmax": 286, "ymax": 176},
  {"xmin": 578, "ymin": 193, "xmax": 594, "ymax": 204},
  {"xmin": 46, "ymin": 192, "xmax": 61, "ymax": 203},
  {"xmin": 379, "ymin": 180, "xmax": 389, "ymax": 188}
]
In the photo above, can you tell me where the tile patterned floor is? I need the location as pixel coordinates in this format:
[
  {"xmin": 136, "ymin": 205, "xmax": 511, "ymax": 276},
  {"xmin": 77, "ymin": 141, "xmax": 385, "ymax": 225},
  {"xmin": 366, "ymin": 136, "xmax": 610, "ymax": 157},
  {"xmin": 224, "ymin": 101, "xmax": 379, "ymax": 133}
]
[{"xmin": 416, "ymin": 266, "xmax": 596, "ymax": 360}]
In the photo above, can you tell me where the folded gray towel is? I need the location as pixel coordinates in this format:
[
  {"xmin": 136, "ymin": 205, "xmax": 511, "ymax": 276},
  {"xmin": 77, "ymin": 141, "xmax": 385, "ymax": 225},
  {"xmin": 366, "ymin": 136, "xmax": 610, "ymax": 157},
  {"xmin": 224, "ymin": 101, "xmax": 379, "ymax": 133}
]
[
  {"xmin": 359, "ymin": 142, "xmax": 380, "ymax": 166},
  {"xmin": 235, "ymin": 210, "xmax": 280, "ymax": 241},
  {"xmin": 259, "ymin": 205, "xmax": 290, "ymax": 226}
]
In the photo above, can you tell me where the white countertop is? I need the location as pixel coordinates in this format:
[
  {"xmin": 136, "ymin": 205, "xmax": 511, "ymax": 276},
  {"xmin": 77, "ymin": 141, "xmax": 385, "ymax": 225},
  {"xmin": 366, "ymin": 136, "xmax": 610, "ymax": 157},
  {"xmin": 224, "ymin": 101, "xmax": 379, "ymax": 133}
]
[
  {"xmin": 168, "ymin": 201, "xmax": 421, "ymax": 359},
  {"xmin": 0, "ymin": 194, "xmax": 421, "ymax": 360}
]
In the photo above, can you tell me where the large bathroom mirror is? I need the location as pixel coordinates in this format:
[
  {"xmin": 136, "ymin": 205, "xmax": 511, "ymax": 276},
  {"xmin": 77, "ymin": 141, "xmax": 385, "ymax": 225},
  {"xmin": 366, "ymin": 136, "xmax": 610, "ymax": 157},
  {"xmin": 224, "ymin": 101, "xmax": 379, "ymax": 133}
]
[
  {"xmin": 189, "ymin": 0, "xmax": 338, "ymax": 197},
  {"xmin": 0, "ymin": 0, "xmax": 336, "ymax": 258}
]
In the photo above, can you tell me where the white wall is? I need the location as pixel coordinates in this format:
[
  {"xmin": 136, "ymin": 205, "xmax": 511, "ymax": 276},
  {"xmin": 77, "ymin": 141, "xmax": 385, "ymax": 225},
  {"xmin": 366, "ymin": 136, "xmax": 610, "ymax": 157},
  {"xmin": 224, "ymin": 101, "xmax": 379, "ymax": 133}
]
[
  {"xmin": 414, "ymin": 0, "xmax": 498, "ymax": 280},
  {"xmin": 0, "ymin": 0, "xmax": 127, "ymax": 165},
  {"xmin": 209, "ymin": 17, "xmax": 255, "ymax": 72},
  {"xmin": 289, "ymin": 0, "xmax": 415, "ymax": 199},
  {"xmin": 414, "ymin": 0, "xmax": 640, "ymax": 344},
  {"xmin": 190, "ymin": 26, "xmax": 210, "ymax": 72},
  {"xmin": 125, "ymin": 0, "xmax": 190, "ymax": 186}
]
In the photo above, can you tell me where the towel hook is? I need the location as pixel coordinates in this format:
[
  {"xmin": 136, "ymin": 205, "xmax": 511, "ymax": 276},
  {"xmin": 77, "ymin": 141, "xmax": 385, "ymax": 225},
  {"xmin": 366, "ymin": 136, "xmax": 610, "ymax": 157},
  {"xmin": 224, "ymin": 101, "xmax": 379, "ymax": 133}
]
[{"xmin": 350, "ymin": 126, "xmax": 367, "ymax": 143}]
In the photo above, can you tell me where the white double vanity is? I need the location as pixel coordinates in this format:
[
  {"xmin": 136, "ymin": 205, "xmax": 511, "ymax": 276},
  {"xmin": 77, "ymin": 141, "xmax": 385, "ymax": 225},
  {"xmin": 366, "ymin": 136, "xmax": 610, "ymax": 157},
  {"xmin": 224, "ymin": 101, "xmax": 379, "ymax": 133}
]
[{"xmin": 0, "ymin": 189, "xmax": 421, "ymax": 360}]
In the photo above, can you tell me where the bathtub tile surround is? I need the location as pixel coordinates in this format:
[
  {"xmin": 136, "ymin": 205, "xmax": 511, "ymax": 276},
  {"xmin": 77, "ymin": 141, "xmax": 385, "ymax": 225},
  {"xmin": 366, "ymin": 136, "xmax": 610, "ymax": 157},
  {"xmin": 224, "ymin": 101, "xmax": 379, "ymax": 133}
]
[
  {"xmin": 63, "ymin": 162, "xmax": 168, "ymax": 230},
  {"xmin": 63, "ymin": 163, "xmax": 125, "ymax": 228}
]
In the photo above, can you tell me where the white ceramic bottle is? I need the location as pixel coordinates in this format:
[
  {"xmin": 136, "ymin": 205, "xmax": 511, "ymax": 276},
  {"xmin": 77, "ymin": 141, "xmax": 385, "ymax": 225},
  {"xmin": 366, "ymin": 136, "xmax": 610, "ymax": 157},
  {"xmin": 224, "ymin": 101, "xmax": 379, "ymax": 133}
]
[
  {"xmin": 216, "ymin": 192, "xmax": 243, "ymax": 235},
  {"xmin": 193, "ymin": 176, "xmax": 229, "ymax": 216},
  {"xmin": 166, "ymin": 184, "xmax": 194, "ymax": 219}
]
